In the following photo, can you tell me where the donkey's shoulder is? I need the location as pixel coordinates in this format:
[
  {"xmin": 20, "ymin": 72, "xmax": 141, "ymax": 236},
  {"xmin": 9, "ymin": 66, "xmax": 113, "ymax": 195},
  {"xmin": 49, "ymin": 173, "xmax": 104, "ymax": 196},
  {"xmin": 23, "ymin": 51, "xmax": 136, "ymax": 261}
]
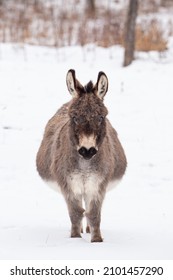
[
  {"xmin": 44, "ymin": 101, "xmax": 71, "ymax": 139},
  {"xmin": 56, "ymin": 101, "xmax": 71, "ymax": 117},
  {"xmin": 106, "ymin": 118, "xmax": 118, "ymax": 138}
]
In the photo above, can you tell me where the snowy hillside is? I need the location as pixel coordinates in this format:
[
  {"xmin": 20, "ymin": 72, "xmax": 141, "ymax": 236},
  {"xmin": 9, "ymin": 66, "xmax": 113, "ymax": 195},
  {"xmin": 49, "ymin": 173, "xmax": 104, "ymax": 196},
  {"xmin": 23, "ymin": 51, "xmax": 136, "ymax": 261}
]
[{"xmin": 0, "ymin": 43, "xmax": 173, "ymax": 259}]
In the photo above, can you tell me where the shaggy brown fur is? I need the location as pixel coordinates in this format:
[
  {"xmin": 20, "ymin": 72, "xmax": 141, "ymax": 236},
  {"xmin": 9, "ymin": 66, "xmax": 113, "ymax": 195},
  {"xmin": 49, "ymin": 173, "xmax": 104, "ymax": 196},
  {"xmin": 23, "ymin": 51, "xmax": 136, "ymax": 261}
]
[{"xmin": 36, "ymin": 70, "xmax": 127, "ymax": 242}]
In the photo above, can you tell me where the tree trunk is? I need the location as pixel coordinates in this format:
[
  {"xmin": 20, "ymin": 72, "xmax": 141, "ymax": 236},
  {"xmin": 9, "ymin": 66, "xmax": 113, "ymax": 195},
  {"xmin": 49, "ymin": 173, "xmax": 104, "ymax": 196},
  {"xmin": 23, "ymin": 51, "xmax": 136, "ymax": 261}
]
[
  {"xmin": 86, "ymin": 0, "xmax": 95, "ymax": 17},
  {"xmin": 123, "ymin": 0, "xmax": 138, "ymax": 67}
]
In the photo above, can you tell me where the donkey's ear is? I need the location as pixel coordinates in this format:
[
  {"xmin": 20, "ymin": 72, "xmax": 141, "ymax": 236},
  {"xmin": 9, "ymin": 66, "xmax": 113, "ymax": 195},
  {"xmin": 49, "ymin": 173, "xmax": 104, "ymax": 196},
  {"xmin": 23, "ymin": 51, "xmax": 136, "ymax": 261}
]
[
  {"xmin": 66, "ymin": 69, "xmax": 80, "ymax": 97},
  {"xmin": 95, "ymin": 71, "xmax": 108, "ymax": 100}
]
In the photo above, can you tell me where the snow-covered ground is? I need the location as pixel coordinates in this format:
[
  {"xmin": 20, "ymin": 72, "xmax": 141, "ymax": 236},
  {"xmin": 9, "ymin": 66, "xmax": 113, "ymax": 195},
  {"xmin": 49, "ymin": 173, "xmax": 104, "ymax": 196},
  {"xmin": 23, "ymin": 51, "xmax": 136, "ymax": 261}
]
[{"xmin": 0, "ymin": 43, "xmax": 173, "ymax": 260}]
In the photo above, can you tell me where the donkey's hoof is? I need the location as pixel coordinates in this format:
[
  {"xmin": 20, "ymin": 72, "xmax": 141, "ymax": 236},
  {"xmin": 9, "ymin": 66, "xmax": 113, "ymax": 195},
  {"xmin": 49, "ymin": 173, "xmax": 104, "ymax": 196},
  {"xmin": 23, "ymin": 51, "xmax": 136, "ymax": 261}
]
[
  {"xmin": 71, "ymin": 231, "xmax": 82, "ymax": 238},
  {"xmin": 91, "ymin": 236, "xmax": 103, "ymax": 243},
  {"xmin": 71, "ymin": 233, "xmax": 82, "ymax": 238}
]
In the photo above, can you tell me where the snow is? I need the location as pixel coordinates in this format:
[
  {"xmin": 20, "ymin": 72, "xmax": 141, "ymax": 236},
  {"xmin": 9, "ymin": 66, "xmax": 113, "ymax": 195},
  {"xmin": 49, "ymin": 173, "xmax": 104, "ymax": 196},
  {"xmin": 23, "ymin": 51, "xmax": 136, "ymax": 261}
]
[{"xmin": 0, "ymin": 43, "xmax": 173, "ymax": 260}]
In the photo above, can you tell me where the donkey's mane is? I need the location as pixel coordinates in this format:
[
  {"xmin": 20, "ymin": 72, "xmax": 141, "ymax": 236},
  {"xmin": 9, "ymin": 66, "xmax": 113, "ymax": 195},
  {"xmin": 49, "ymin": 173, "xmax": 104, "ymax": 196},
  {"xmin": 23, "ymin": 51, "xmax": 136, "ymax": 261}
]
[{"xmin": 84, "ymin": 81, "xmax": 94, "ymax": 93}]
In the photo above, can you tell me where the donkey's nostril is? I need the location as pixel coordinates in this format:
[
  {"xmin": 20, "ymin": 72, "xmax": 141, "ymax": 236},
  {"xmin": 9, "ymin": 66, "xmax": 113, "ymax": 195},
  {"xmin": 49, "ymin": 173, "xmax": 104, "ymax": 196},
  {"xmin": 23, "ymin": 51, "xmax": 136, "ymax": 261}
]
[
  {"xmin": 78, "ymin": 147, "xmax": 97, "ymax": 160},
  {"xmin": 88, "ymin": 147, "xmax": 97, "ymax": 157},
  {"xmin": 78, "ymin": 147, "xmax": 87, "ymax": 157}
]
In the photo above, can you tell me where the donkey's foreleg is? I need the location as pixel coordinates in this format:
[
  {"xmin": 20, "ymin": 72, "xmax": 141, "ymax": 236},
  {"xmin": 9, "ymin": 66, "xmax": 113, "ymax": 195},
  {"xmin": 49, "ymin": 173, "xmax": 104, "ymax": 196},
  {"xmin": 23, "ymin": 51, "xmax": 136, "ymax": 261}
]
[
  {"xmin": 64, "ymin": 193, "xmax": 84, "ymax": 238},
  {"xmin": 85, "ymin": 193, "xmax": 105, "ymax": 242}
]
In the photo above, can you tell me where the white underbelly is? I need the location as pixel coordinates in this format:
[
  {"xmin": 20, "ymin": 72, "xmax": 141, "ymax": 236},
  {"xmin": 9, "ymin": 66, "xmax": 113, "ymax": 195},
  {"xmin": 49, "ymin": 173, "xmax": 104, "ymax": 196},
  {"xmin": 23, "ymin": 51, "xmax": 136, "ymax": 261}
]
[
  {"xmin": 45, "ymin": 176, "xmax": 120, "ymax": 195},
  {"xmin": 45, "ymin": 180, "xmax": 61, "ymax": 193},
  {"xmin": 67, "ymin": 172, "xmax": 102, "ymax": 197},
  {"xmin": 107, "ymin": 179, "xmax": 121, "ymax": 191}
]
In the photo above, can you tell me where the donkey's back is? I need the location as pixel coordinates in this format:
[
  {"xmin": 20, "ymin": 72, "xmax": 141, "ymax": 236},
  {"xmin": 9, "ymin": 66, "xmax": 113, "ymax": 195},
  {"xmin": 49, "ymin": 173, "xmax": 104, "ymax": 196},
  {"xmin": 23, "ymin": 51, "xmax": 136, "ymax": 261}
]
[{"xmin": 36, "ymin": 70, "xmax": 127, "ymax": 242}]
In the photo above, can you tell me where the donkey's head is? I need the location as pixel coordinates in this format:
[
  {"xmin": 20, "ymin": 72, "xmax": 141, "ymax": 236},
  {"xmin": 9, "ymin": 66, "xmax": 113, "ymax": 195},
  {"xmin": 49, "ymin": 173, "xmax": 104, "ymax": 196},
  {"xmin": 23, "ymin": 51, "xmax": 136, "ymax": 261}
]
[{"xmin": 66, "ymin": 69, "xmax": 108, "ymax": 160}]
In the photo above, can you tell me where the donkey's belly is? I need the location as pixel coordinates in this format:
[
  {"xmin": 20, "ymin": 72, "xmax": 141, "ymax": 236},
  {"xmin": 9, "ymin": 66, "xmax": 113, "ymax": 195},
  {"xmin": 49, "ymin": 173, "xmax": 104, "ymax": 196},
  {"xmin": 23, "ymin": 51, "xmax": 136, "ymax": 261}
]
[
  {"xmin": 45, "ymin": 175, "xmax": 120, "ymax": 195},
  {"xmin": 107, "ymin": 179, "xmax": 121, "ymax": 191},
  {"xmin": 45, "ymin": 180, "xmax": 61, "ymax": 193},
  {"xmin": 68, "ymin": 172, "xmax": 121, "ymax": 196}
]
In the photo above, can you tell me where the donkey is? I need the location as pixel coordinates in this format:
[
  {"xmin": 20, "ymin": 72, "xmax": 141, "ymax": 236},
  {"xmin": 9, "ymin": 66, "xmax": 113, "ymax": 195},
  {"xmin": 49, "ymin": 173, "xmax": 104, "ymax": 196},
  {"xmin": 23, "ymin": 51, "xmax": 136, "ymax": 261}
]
[{"xmin": 36, "ymin": 69, "xmax": 127, "ymax": 242}]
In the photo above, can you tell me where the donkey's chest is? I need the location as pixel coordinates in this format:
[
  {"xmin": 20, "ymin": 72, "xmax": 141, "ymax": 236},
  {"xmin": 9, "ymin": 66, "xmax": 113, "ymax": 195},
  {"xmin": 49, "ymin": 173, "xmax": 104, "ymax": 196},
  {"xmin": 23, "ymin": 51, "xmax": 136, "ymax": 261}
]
[{"xmin": 67, "ymin": 172, "xmax": 102, "ymax": 197}]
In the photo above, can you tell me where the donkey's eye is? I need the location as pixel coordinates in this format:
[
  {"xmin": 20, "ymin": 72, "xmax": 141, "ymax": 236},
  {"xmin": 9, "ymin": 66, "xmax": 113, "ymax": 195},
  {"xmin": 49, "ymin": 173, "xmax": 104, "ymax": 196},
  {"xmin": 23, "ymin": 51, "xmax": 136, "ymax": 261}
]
[
  {"xmin": 72, "ymin": 116, "xmax": 78, "ymax": 124},
  {"xmin": 98, "ymin": 116, "xmax": 104, "ymax": 123},
  {"xmin": 72, "ymin": 116, "xmax": 85, "ymax": 125}
]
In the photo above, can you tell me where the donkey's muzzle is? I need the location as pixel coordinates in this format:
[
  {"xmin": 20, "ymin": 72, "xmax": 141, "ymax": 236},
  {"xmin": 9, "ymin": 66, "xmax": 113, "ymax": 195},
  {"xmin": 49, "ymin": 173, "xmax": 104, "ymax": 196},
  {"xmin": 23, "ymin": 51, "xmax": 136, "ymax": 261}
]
[{"xmin": 78, "ymin": 147, "xmax": 97, "ymax": 160}]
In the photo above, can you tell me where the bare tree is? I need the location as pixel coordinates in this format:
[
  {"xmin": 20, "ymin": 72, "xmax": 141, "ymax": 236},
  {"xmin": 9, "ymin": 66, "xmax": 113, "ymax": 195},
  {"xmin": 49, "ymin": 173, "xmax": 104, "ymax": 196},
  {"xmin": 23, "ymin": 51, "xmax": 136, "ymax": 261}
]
[
  {"xmin": 161, "ymin": 0, "xmax": 173, "ymax": 7},
  {"xmin": 123, "ymin": 0, "xmax": 138, "ymax": 67},
  {"xmin": 86, "ymin": 0, "xmax": 95, "ymax": 16}
]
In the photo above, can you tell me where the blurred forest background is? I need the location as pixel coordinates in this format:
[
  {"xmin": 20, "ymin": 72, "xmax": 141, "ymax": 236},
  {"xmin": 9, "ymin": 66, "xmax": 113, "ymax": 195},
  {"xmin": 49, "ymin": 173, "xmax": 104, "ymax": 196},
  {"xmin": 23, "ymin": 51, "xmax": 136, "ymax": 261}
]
[{"xmin": 0, "ymin": 0, "xmax": 173, "ymax": 64}]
